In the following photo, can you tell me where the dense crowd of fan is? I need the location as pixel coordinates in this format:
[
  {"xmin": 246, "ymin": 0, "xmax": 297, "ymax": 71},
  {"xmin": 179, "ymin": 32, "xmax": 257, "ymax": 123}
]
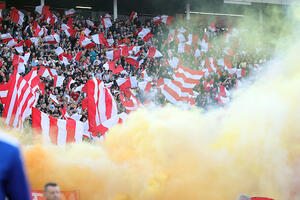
[{"xmin": 0, "ymin": 6, "xmax": 271, "ymax": 133}]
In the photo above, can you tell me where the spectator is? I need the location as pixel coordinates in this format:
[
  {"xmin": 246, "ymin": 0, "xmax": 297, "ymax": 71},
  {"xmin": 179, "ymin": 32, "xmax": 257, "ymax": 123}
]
[
  {"xmin": 0, "ymin": 131, "xmax": 31, "ymax": 200},
  {"xmin": 44, "ymin": 182, "xmax": 60, "ymax": 200}
]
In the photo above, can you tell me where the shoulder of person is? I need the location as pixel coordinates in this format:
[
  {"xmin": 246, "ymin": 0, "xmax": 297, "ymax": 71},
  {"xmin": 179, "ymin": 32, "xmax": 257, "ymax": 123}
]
[{"xmin": 0, "ymin": 130, "xmax": 20, "ymax": 149}]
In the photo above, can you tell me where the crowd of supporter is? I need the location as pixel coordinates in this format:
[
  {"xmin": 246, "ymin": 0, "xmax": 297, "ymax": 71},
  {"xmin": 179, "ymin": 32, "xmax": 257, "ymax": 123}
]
[{"xmin": 0, "ymin": 6, "xmax": 270, "ymax": 135}]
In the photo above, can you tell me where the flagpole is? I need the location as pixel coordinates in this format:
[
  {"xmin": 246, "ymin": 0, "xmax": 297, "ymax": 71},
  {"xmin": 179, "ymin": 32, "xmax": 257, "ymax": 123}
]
[
  {"xmin": 113, "ymin": 0, "xmax": 117, "ymax": 21},
  {"xmin": 186, "ymin": 0, "xmax": 190, "ymax": 21},
  {"xmin": 41, "ymin": 0, "xmax": 44, "ymax": 6}
]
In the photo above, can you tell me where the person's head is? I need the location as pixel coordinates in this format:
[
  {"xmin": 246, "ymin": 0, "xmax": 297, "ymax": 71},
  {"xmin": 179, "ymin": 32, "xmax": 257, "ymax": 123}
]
[
  {"xmin": 237, "ymin": 194, "xmax": 250, "ymax": 200},
  {"xmin": 44, "ymin": 182, "xmax": 60, "ymax": 200}
]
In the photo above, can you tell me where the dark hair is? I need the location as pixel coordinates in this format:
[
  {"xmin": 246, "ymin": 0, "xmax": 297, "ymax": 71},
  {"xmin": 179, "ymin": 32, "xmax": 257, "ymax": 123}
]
[{"xmin": 44, "ymin": 182, "xmax": 58, "ymax": 192}]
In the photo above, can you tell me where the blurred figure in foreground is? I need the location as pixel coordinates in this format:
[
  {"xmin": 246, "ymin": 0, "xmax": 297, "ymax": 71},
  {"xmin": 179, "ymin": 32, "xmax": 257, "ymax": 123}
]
[
  {"xmin": 0, "ymin": 131, "xmax": 30, "ymax": 200},
  {"xmin": 237, "ymin": 194, "xmax": 274, "ymax": 200},
  {"xmin": 44, "ymin": 182, "xmax": 60, "ymax": 200}
]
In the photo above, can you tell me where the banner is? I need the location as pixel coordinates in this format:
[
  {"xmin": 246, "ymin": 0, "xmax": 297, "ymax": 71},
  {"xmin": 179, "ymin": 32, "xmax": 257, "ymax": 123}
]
[{"xmin": 31, "ymin": 190, "xmax": 79, "ymax": 200}]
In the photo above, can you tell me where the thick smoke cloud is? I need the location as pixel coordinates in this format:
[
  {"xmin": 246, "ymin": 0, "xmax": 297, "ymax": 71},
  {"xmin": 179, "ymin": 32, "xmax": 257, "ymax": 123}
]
[{"xmin": 15, "ymin": 3, "xmax": 300, "ymax": 200}]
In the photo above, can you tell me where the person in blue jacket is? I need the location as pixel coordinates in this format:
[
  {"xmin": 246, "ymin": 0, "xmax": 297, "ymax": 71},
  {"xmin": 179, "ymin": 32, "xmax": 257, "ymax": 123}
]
[{"xmin": 0, "ymin": 131, "xmax": 30, "ymax": 200}]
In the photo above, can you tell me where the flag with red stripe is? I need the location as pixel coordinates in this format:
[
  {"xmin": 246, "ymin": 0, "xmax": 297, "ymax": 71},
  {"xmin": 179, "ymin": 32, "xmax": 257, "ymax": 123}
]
[
  {"xmin": 87, "ymin": 79, "xmax": 118, "ymax": 136},
  {"xmin": 2, "ymin": 70, "xmax": 38, "ymax": 129},
  {"xmin": 32, "ymin": 108, "xmax": 84, "ymax": 145}
]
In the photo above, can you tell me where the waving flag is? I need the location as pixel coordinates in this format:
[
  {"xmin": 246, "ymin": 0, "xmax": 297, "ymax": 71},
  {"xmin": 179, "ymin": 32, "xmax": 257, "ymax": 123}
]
[
  {"xmin": 1, "ymin": 33, "xmax": 13, "ymax": 43},
  {"xmin": 24, "ymin": 67, "xmax": 40, "ymax": 92},
  {"xmin": 120, "ymin": 91, "xmax": 140, "ymax": 113},
  {"xmin": 173, "ymin": 65, "xmax": 204, "ymax": 89},
  {"xmin": 101, "ymin": 17, "xmax": 112, "ymax": 29},
  {"xmin": 106, "ymin": 49, "xmax": 121, "ymax": 60},
  {"xmin": 35, "ymin": 5, "xmax": 50, "ymax": 15},
  {"xmin": 87, "ymin": 79, "xmax": 118, "ymax": 135},
  {"xmin": 138, "ymin": 28, "xmax": 153, "ymax": 42},
  {"xmin": 161, "ymin": 15, "xmax": 174, "ymax": 25},
  {"xmin": 148, "ymin": 46, "xmax": 163, "ymax": 58},
  {"xmin": 0, "ymin": 83, "xmax": 8, "ymax": 104},
  {"xmin": 3, "ymin": 70, "xmax": 38, "ymax": 129},
  {"xmin": 93, "ymin": 113, "xmax": 127, "ymax": 136},
  {"xmin": 91, "ymin": 33, "xmax": 109, "ymax": 47},
  {"xmin": 116, "ymin": 77, "xmax": 138, "ymax": 92},
  {"xmin": 32, "ymin": 108, "xmax": 84, "ymax": 145},
  {"xmin": 14, "ymin": 40, "xmax": 24, "ymax": 54},
  {"xmin": 153, "ymin": 16, "xmax": 162, "ymax": 25},
  {"xmin": 80, "ymin": 36, "xmax": 96, "ymax": 49},
  {"xmin": 7, "ymin": 38, "xmax": 18, "ymax": 47},
  {"xmin": 130, "ymin": 11, "xmax": 137, "ymax": 20},
  {"xmin": 86, "ymin": 20, "xmax": 94, "ymax": 27},
  {"xmin": 10, "ymin": 8, "xmax": 24, "ymax": 25},
  {"xmin": 65, "ymin": 8, "xmax": 75, "ymax": 18}
]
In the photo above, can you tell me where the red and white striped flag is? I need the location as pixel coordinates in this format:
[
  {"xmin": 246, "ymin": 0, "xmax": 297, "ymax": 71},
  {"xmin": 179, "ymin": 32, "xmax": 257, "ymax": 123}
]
[
  {"xmin": 24, "ymin": 67, "xmax": 40, "ymax": 92},
  {"xmin": 83, "ymin": 28, "xmax": 91, "ymax": 36},
  {"xmin": 2, "ymin": 70, "xmax": 38, "ymax": 128},
  {"xmin": 138, "ymin": 81, "xmax": 152, "ymax": 94},
  {"xmin": 79, "ymin": 36, "xmax": 96, "ymax": 49},
  {"xmin": 0, "ymin": 83, "xmax": 8, "ymax": 104},
  {"xmin": 67, "ymin": 78, "xmax": 75, "ymax": 90},
  {"xmin": 125, "ymin": 56, "xmax": 137, "ymax": 66},
  {"xmin": 148, "ymin": 46, "xmax": 163, "ymax": 58},
  {"xmin": 101, "ymin": 17, "xmax": 112, "ymax": 29},
  {"xmin": 35, "ymin": 5, "xmax": 49, "ymax": 15},
  {"xmin": 160, "ymin": 80, "xmax": 194, "ymax": 105},
  {"xmin": 61, "ymin": 24, "xmax": 74, "ymax": 38},
  {"xmin": 91, "ymin": 33, "xmax": 109, "ymax": 47},
  {"xmin": 138, "ymin": 28, "xmax": 153, "ymax": 42},
  {"xmin": 38, "ymin": 66, "xmax": 51, "ymax": 78},
  {"xmin": 106, "ymin": 49, "xmax": 121, "ymax": 60},
  {"xmin": 7, "ymin": 38, "xmax": 18, "ymax": 47},
  {"xmin": 153, "ymin": 16, "xmax": 162, "ymax": 25},
  {"xmin": 120, "ymin": 91, "xmax": 140, "ymax": 113},
  {"xmin": 93, "ymin": 113, "xmax": 127, "ymax": 136},
  {"xmin": 130, "ymin": 11, "xmax": 137, "ymax": 20},
  {"xmin": 161, "ymin": 15, "xmax": 174, "ymax": 25},
  {"xmin": 49, "ymin": 94, "xmax": 59, "ymax": 104},
  {"xmin": 46, "ymin": 13, "xmax": 57, "ymax": 26},
  {"xmin": 116, "ymin": 77, "xmax": 138, "ymax": 92},
  {"xmin": 24, "ymin": 37, "xmax": 38, "ymax": 48},
  {"xmin": 44, "ymin": 35, "xmax": 57, "ymax": 43},
  {"xmin": 119, "ymin": 44, "xmax": 129, "ymax": 57},
  {"xmin": 85, "ymin": 20, "xmax": 94, "ymax": 27},
  {"xmin": 10, "ymin": 8, "xmax": 24, "ymax": 25},
  {"xmin": 65, "ymin": 8, "xmax": 75, "ymax": 18},
  {"xmin": 32, "ymin": 108, "xmax": 84, "ymax": 145},
  {"xmin": 173, "ymin": 65, "xmax": 204, "ymax": 89},
  {"xmin": 33, "ymin": 26, "xmax": 46, "ymax": 37},
  {"xmin": 53, "ymin": 75, "xmax": 65, "ymax": 88},
  {"xmin": 1, "ymin": 33, "xmax": 13, "ymax": 43},
  {"xmin": 14, "ymin": 40, "xmax": 24, "ymax": 54},
  {"xmin": 87, "ymin": 79, "xmax": 118, "ymax": 135}
]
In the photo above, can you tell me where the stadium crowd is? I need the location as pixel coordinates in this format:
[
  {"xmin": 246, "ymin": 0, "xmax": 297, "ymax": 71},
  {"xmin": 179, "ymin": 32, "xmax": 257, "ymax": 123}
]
[{"xmin": 0, "ymin": 6, "xmax": 270, "ymax": 136}]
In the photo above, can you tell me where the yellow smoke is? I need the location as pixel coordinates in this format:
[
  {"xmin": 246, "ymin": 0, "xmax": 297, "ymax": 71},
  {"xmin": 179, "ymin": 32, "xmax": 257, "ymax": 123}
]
[{"xmin": 17, "ymin": 4, "xmax": 300, "ymax": 200}]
